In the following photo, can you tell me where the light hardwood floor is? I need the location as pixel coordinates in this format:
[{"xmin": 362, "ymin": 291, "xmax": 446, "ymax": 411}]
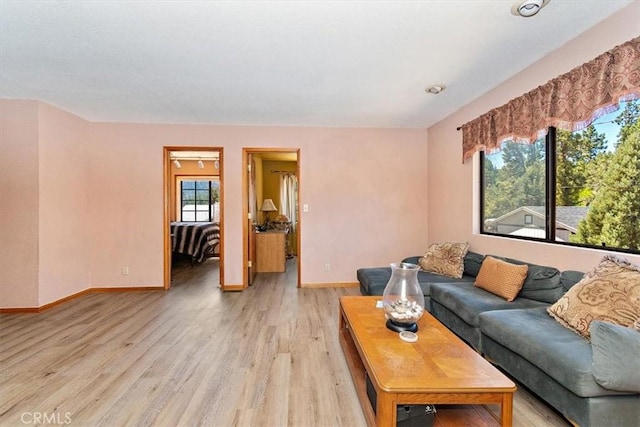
[{"xmin": 1, "ymin": 258, "xmax": 570, "ymax": 426}]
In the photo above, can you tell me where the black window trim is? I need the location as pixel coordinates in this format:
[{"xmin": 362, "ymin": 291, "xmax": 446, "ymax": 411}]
[
  {"xmin": 479, "ymin": 126, "xmax": 639, "ymax": 256},
  {"xmin": 546, "ymin": 127, "xmax": 556, "ymax": 242},
  {"xmin": 179, "ymin": 177, "xmax": 219, "ymax": 222}
]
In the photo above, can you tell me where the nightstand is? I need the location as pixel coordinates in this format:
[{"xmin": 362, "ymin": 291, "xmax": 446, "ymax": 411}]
[{"xmin": 255, "ymin": 230, "xmax": 286, "ymax": 273}]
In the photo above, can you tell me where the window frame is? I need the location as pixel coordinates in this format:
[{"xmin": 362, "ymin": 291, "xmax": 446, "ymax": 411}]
[
  {"xmin": 176, "ymin": 176, "xmax": 220, "ymax": 223},
  {"xmin": 479, "ymin": 126, "xmax": 639, "ymax": 255}
]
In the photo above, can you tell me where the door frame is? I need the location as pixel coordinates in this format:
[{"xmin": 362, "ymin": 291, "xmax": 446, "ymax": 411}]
[
  {"xmin": 242, "ymin": 148, "xmax": 301, "ymax": 288},
  {"xmin": 163, "ymin": 146, "xmax": 224, "ymax": 290}
]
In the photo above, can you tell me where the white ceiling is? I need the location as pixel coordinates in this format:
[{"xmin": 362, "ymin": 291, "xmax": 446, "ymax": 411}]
[{"xmin": 0, "ymin": 0, "xmax": 634, "ymax": 129}]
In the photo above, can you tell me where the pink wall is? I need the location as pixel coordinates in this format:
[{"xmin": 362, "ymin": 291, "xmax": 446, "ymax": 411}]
[
  {"xmin": 2, "ymin": 104, "xmax": 428, "ymax": 307},
  {"xmin": 0, "ymin": 100, "xmax": 40, "ymax": 307},
  {"xmin": 37, "ymin": 102, "xmax": 91, "ymax": 305},
  {"xmin": 0, "ymin": 100, "xmax": 92, "ymax": 308},
  {"xmin": 88, "ymin": 123, "xmax": 429, "ymax": 287},
  {"xmin": 427, "ymin": 2, "xmax": 640, "ymax": 272}
]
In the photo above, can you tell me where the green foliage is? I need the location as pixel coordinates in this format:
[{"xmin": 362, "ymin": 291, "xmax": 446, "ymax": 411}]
[
  {"xmin": 483, "ymin": 140, "xmax": 545, "ymax": 220},
  {"xmin": 615, "ymin": 99, "xmax": 640, "ymax": 143},
  {"xmin": 574, "ymin": 118, "xmax": 640, "ymax": 250},
  {"xmin": 484, "ymin": 100, "xmax": 639, "ymax": 251},
  {"xmin": 555, "ymin": 125, "xmax": 607, "ymax": 206},
  {"xmin": 211, "ymin": 187, "xmax": 220, "ymax": 203}
]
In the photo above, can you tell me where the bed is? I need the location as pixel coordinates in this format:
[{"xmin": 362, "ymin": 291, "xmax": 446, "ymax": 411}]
[{"xmin": 170, "ymin": 222, "xmax": 220, "ymax": 263}]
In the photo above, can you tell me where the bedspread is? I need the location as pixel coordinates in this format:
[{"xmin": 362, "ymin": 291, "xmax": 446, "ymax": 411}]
[{"xmin": 171, "ymin": 222, "xmax": 220, "ymax": 263}]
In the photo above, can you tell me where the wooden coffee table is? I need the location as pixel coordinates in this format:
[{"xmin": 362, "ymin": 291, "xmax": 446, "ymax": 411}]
[{"xmin": 338, "ymin": 296, "xmax": 516, "ymax": 427}]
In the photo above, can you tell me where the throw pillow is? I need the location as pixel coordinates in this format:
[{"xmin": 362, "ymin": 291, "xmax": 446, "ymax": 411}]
[
  {"xmin": 418, "ymin": 242, "xmax": 470, "ymax": 279},
  {"xmin": 489, "ymin": 255, "xmax": 562, "ymax": 303},
  {"xmin": 590, "ymin": 320, "xmax": 640, "ymax": 393},
  {"xmin": 547, "ymin": 255, "xmax": 640, "ymax": 339},
  {"xmin": 474, "ymin": 256, "xmax": 528, "ymax": 302}
]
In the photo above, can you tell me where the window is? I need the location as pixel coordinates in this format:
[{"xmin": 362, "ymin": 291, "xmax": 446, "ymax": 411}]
[
  {"xmin": 481, "ymin": 100, "xmax": 639, "ymax": 253},
  {"xmin": 178, "ymin": 178, "xmax": 220, "ymax": 222}
]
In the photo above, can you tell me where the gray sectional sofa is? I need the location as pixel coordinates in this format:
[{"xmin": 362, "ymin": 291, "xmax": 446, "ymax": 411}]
[{"xmin": 357, "ymin": 251, "xmax": 640, "ymax": 427}]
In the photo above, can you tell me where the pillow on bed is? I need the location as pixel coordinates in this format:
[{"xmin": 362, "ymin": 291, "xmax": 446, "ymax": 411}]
[{"xmin": 418, "ymin": 242, "xmax": 469, "ymax": 278}]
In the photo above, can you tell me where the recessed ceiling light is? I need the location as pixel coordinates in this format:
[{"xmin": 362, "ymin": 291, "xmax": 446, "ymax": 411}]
[
  {"xmin": 425, "ymin": 85, "xmax": 446, "ymax": 94},
  {"xmin": 511, "ymin": 0, "xmax": 550, "ymax": 17}
]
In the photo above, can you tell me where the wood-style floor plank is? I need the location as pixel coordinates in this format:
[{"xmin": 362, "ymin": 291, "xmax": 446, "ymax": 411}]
[{"xmin": 0, "ymin": 258, "xmax": 569, "ymax": 426}]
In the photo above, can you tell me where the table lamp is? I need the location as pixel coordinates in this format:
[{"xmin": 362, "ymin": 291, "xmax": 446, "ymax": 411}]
[{"xmin": 260, "ymin": 199, "xmax": 278, "ymax": 227}]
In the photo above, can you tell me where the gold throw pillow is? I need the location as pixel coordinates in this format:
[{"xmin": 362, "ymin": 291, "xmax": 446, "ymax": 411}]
[{"xmin": 474, "ymin": 256, "xmax": 528, "ymax": 302}]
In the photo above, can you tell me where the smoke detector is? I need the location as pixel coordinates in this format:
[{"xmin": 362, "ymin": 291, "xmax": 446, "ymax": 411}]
[{"xmin": 511, "ymin": 0, "xmax": 550, "ymax": 17}]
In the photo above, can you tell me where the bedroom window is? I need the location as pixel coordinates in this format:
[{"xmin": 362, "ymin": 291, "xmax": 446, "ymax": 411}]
[
  {"xmin": 179, "ymin": 178, "xmax": 220, "ymax": 222},
  {"xmin": 480, "ymin": 100, "xmax": 639, "ymax": 254}
]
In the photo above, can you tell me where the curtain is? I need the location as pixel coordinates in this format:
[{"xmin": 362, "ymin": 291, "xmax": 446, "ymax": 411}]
[
  {"xmin": 461, "ymin": 37, "xmax": 640, "ymax": 162},
  {"xmin": 279, "ymin": 173, "xmax": 298, "ymax": 232}
]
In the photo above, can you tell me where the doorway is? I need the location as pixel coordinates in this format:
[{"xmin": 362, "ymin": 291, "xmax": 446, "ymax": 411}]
[
  {"xmin": 243, "ymin": 148, "xmax": 301, "ymax": 288},
  {"xmin": 163, "ymin": 147, "xmax": 224, "ymax": 290}
]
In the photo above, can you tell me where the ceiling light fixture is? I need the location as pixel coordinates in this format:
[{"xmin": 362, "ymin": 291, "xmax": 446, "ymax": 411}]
[
  {"xmin": 511, "ymin": 0, "xmax": 550, "ymax": 17},
  {"xmin": 425, "ymin": 85, "xmax": 446, "ymax": 95},
  {"xmin": 173, "ymin": 159, "xmax": 181, "ymax": 169},
  {"xmin": 197, "ymin": 159, "xmax": 205, "ymax": 169}
]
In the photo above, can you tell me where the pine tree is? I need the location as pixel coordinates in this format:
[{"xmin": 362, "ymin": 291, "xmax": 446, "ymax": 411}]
[
  {"xmin": 555, "ymin": 125, "xmax": 607, "ymax": 206},
  {"xmin": 574, "ymin": 120, "xmax": 640, "ymax": 249},
  {"xmin": 615, "ymin": 100, "xmax": 640, "ymax": 143},
  {"xmin": 483, "ymin": 140, "xmax": 545, "ymax": 220}
]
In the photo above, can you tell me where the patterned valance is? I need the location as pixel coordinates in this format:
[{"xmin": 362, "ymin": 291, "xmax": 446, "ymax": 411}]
[{"xmin": 461, "ymin": 37, "xmax": 640, "ymax": 162}]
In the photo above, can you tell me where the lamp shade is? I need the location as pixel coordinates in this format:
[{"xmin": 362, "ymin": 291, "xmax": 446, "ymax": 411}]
[{"xmin": 260, "ymin": 199, "xmax": 277, "ymax": 212}]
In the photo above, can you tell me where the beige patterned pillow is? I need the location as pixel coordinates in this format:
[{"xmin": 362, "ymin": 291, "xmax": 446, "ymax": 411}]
[
  {"xmin": 474, "ymin": 256, "xmax": 528, "ymax": 301},
  {"xmin": 547, "ymin": 255, "xmax": 640, "ymax": 339},
  {"xmin": 418, "ymin": 242, "xmax": 469, "ymax": 278}
]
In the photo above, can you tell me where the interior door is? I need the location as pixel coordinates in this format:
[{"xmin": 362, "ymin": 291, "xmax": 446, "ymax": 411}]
[
  {"xmin": 243, "ymin": 148, "xmax": 301, "ymax": 288},
  {"xmin": 163, "ymin": 147, "xmax": 223, "ymax": 290},
  {"xmin": 248, "ymin": 219, "xmax": 257, "ymax": 285},
  {"xmin": 247, "ymin": 153, "xmax": 257, "ymax": 285}
]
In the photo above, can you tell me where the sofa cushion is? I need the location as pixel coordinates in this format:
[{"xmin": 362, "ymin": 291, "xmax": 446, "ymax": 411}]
[
  {"xmin": 590, "ymin": 320, "xmax": 640, "ymax": 393},
  {"xmin": 479, "ymin": 308, "xmax": 625, "ymax": 397},
  {"xmin": 489, "ymin": 255, "xmax": 563, "ymax": 303},
  {"xmin": 475, "ymin": 256, "xmax": 528, "ymax": 302},
  {"xmin": 430, "ymin": 282, "xmax": 548, "ymax": 327},
  {"xmin": 357, "ymin": 266, "xmax": 474, "ymax": 297},
  {"xmin": 560, "ymin": 270, "xmax": 585, "ymax": 292},
  {"xmin": 463, "ymin": 251, "xmax": 485, "ymax": 277},
  {"xmin": 547, "ymin": 255, "xmax": 640, "ymax": 339},
  {"xmin": 418, "ymin": 241, "xmax": 469, "ymax": 278},
  {"xmin": 357, "ymin": 267, "xmax": 392, "ymax": 295}
]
